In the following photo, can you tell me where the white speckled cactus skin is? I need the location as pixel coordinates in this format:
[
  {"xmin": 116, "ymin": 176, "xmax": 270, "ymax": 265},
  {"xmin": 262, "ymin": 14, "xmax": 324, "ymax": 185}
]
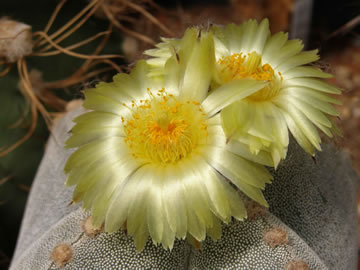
[{"xmin": 10, "ymin": 108, "xmax": 358, "ymax": 270}]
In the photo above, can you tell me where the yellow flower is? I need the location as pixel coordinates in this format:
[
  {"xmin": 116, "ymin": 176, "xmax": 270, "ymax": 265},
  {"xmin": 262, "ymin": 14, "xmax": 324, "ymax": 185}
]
[
  {"xmin": 204, "ymin": 19, "xmax": 342, "ymax": 166},
  {"xmin": 65, "ymin": 29, "xmax": 273, "ymax": 251},
  {"xmin": 146, "ymin": 20, "xmax": 342, "ymax": 167}
]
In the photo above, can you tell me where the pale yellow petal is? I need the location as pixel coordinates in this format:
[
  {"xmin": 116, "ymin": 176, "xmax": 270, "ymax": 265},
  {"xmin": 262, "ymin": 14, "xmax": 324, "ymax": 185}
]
[
  {"xmin": 284, "ymin": 78, "xmax": 341, "ymax": 94},
  {"xmin": 146, "ymin": 167, "xmax": 164, "ymax": 244},
  {"xmin": 200, "ymin": 146, "xmax": 271, "ymax": 206},
  {"xmin": 283, "ymin": 66, "xmax": 333, "ymax": 80},
  {"xmin": 270, "ymin": 39, "xmax": 304, "ymax": 67},
  {"xmin": 282, "ymin": 88, "xmax": 340, "ymax": 116},
  {"xmin": 207, "ymin": 215, "xmax": 222, "ymax": 241},
  {"xmin": 163, "ymin": 56, "xmax": 180, "ymax": 96},
  {"xmin": 179, "ymin": 29, "xmax": 214, "ymax": 102},
  {"xmin": 202, "ymin": 79, "xmax": 267, "ymax": 116},
  {"xmin": 179, "ymin": 158, "xmax": 213, "ymax": 228},
  {"xmin": 262, "ymin": 32, "xmax": 288, "ymax": 63},
  {"xmin": 280, "ymin": 109, "xmax": 315, "ymax": 155},
  {"xmin": 277, "ymin": 50, "xmax": 319, "ymax": 73},
  {"xmin": 225, "ymin": 140, "xmax": 273, "ymax": 167},
  {"xmin": 161, "ymin": 165, "xmax": 187, "ymax": 239},
  {"xmin": 252, "ymin": 19, "xmax": 270, "ymax": 53},
  {"xmin": 240, "ymin": 19, "xmax": 258, "ymax": 52},
  {"xmin": 222, "ymin": 23, "xmax": 243, "ymax": 53},
  {"xmin": 275, "ymin": 99, "xmax": 321, "ymax": 150}
]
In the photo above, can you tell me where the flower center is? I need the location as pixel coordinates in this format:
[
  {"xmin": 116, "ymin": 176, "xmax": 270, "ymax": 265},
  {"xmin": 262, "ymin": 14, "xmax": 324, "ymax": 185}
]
[
  {"xmin": 122, "ymin": 88, "xmax": 208, "ymax": 164},
  {"xmin": 217, "ymin": 52, "xmax": 283, "ymax": 102}
]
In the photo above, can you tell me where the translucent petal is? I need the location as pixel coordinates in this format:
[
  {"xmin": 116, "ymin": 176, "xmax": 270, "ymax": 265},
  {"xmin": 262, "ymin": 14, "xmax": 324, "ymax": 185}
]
[
  {"xmin": 207, "ymin": 215, "xmax": 222, "ymax": 241},
  {"xmin": 161, "ymin": 219, "xmax": 176, "ymax": 250},
  {"xmin": 64, "ymin": 137, "xmax": 129, "ymax": 175},
  {"xmin": 225, "ymin": 140, "xmax": 273, "ymax": 166},
  {"xmin": 146, "ymin": 167, "xmax": 164, "ymax": 244},
  {"xmin": 262, "ymin": 32, "xmax": 288, "ymax": 64},
  {"xmin": 195, "ymin": 159, "xmax": 232, "ymax": 221},
  {"xmin": 291, "ymin": 98, "xmax": 332, "ymax": 127},
  {"xmin": 277, "ymin": 50, "xmax": 320, "ymax": 73},
  {"xmin": 222, "ymin": 23, "xmax": 243, "ymax": 53},
  {"xmin": 282, "ymin": 88, "xmax": 340, "ymax": 116},
  {"xmin": 130, "ymin": 60, "xmax": 152, "ymax": 91},
  {"xmin": 206, "ymin": 113, "xmax": 222, "ymax": 126},
  {"xmin": 127, "ymin": 167, "xmax": 152, "ymax": 236},
  {"xmin": 284, "ymin": 78, "xmax": 342, "ymax": 94},
  {"xmin": 213, "ymin": 35, "xmax": 231, "ymax": 59},
  {"xmin": 277, "ymin": 99, "xmax": 321, "ymax": 150},
  {"xmin": 163, "ymin": 56, "xmax": 180, "ymax": 96},
  {"xmin": 179, "ymin": 158, "xmax": 213, "ymax": 229},
  {"xmin": 270, "ymin": 39, "xmax": 304, "ymax": 67},
  {"xmin": 247, "ymin": 105, "xmax": 275, "ymax": 141},
  {"xmin": 252, "ymin": 19, "xmax": 270, "ymax": 53},
  {"xmin": 82, "ymin": 174, "xmax": 112, "ymax": 210},
  {"xmin": 282, "ymin": 86, "xmax": 342, "ymax": 104},
  {"xmin": 146, "ymin": 57, "xmax": 167, "ymax": 68},
  {"xmin": 91, "ymin": 177, "xmax": 123, "ymax": 227},
  {"xmin": 220, "ymin": 177, "xmax": 247, "ymax": 220},
  {"xmin": 112, "ymin": 72, "xmax": 144, "ymax": 100},
  {"xmin": 105, "ymin": 165, "xmax": 150, "ymax": 233},
  {"xmin": 68, "ymin": 111, "xmax": 126, "ymax": 147},
  {"xmin": 73, "ymin": 111, "xmax": 122, "ymax": 125},
  {"xmin": 281, "ymin": 110, "xmax": 315, "ymax": 155},
  {"xmin": 200, "ymin": 146, "xmax": 271, "ymax": 206},
  {"xmin": 220, "ymin": 101, "xmax": 241, "ymax": 138},
  {"xmin": 283, "ymin": 66, "xmax": 333, "ymax": 80},
  {"xmin": 202, "ymin": 79, "xmax": 267, "ymax": 116},
  {"xmin": 179, "ymin": 30, "xmax": 214, "ymax": 103},
  {"xmin": 330, "ymin": 118, "xmax": 343, "ymax": 137},
  {"xmin": 133, "ymin": 222, "xmax": 149, "ymax": 252},
  {"xmin": 241, "ymin": 19, "xmax": 258, "ymax": 52},
  {"xmin": 72, "ymin": 153, "xmax": 138, "ymax": 204},
  {"xmin": 185, "ymin": 201, "xmax": 206, "ymax": 241},
  {"xmin": 161, "ymin": 165, "xmax": 187, "ymax": 239},
  {"xmin": 66, "ymin": 126, "xmax": 124, "ymax": 148},
  {"xmin": 266, "ymin": 103, "xmax": 289, "ymax": 148}
]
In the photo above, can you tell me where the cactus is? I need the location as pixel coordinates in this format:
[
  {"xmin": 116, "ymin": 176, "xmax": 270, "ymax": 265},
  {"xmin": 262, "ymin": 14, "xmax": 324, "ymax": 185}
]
[{"xmin": 9, "ymin": 108, "xmax": 358, "ymax": 270}]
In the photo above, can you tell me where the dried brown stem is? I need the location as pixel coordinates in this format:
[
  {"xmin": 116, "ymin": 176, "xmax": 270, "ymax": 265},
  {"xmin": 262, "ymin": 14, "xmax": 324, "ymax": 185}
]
[
  {"xmin": 36, "ymin": 0, "xmax": 100, "ymax": 48},
  {"xmin": 20, "ymin": 59, "xmax": 52, "ymax": 126},
  {"xmin": 329, "ymin": 15, "xmax": 360, "ymax": 38},
  {"xmin": 101, "ymin": 4, "xmax": 155, "ymax": 45},
  {"xmin": 0, "ymin": 175, "xmax": 12, "ymax": 185},
  {"xmin": 33, "ymin": 30, "xmax": 111, "ymax": 57},
  {"xmin": 125, "ymin": 1, "xmax": 173, "ymax": 36},
  {"xmin": 38, "ymin": 0, "xmax": 106, "ymax": 54},
  {"xmin": 8, "ymin": 101, "xmax": 30, "ymax": 129},
  {"xmin": 43, "ymin": 0, "xmax": 68, "ymax": 34},
  {"xmin": 0, "ymin": 63, "xmax": 12, "ymax": 77},
  {"xmin": 43, "ymin": 66, "xmax": 113, "ymax": 89},
  {"xmin": 33, "ymin": 31, "xmax": 122, "ymax": 60},
  {"xmin": 0, "ymin": 59, "xmax": 39, "ymax": 157},
  {"xmin": 99, "ymin": 59, "xmax": 123, "ymax": 73},
  {"xmin": 79, "ymin": 23, "xmax": 113, "ymax": 73}
]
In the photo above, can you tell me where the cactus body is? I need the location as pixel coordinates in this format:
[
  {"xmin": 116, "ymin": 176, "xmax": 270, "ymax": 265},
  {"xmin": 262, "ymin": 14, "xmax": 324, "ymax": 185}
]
[{"xmin": 10, "ymin": 108, "xmax": 358, "ymax": 270}]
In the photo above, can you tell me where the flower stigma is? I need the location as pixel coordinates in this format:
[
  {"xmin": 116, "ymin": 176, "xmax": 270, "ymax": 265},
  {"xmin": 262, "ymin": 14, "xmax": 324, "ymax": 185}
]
[
  {"xmin": 217, "ymin": 52, "xmax": 283, "ymax": 102},
  {"xmin": 122, "ymin": 88, "xmax": 209, "ymax": 164}
]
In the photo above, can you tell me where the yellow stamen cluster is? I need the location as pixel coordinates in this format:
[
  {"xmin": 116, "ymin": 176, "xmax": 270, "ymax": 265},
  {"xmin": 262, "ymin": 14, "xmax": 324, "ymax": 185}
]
[
  {"xmin": 217, "ymin": 52, "xmax": 276, "ymax": 82},
  {"xmin": 123, "ymin": 88, "xmax": 208, "ymax": 164},
  {"xmin": 217, "ymin": 52, "xmax": 283, "ymax": 102}
]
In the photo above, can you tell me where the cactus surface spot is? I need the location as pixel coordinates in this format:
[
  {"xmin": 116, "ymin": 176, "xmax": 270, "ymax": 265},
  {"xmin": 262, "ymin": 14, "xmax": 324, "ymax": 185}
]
[
  {"xmin": 246, "ymin": 200, "xmax": 267, "ymax": 220},
  {"xmin": 263, "ymin": 227, "xmax": 289, "ymax": 248},
  {"xmin": 285, "ymin": 260, "xmax": 309, "ymax": 270},
  {"xmin": 82, "ymin": 216, "xmax": 104, "ymax": 237},
  {"xmin": 51, "ymin": 243, "xmax": 73, "ymax": 267}
]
